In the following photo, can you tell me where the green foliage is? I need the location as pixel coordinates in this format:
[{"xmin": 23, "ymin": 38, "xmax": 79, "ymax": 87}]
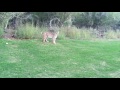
[
  {"xmin": 59, "ymin": 26, "xmax": 94, "ymax": 40},
  {"xmin": 105, "ymin": 30, "xmax": 120, "ymax": 39},
  {"xmin": 65, "ymin": 27, "xmax": 80, "ymax": 39},
  {"xmin": 1, "ymin": 12, "xmax": 120, "ymax": 30},
  {"xmin": 59, "ymin": 26, "xmax": 80, "ymax": 39},
  {"xmin": 1, "ymin": 12, "xmax": 120, "ymax": 40},
  {"xmin": 4, "ymin": 22, "xmax": 120, "ymax": 40},
  {"xmin": 58, "ymin": 27, "xmax": 66, "ymax": 40},
  {"xmin": 72, "ymin": 12, "xmax": 120, "ymax": 30},
  {"xmin": 79, "ymin": 28, "xmax": 94, "ymax": 39},
  {"xmin": 0, "ymin": 28, "xmax": 4, "ymax": 38},
  {"xmin": 0, "ymin": 25, "xmax": 4, "ymax": 38},
  {"xmin": 0, "ymin": 12, "xmax": 25, "ymax": 29},
  {"xmin": 31, "ymin": 12, "xmax": 71, "ymax": 26},
  {"xmin": 15, "ymin": 24, "xmax": 42, "ymax": 39},
  {"xmin": 73, "ymin": 12, "xmax": 107, "ymax": 28}
]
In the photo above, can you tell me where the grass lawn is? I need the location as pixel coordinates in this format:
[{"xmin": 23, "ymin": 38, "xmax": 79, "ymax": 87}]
[{"xmin": 0, "ymin": 38, "xmax": 120, "ymax": 78}]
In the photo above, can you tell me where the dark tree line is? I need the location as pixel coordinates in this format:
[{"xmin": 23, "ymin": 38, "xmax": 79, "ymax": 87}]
[{"xmin": 1, "ymin": 12, "xmax": 120, "ymax": 30}]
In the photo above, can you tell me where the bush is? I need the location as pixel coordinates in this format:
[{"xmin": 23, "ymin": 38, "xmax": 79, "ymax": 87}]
[
  {"xmin": 15, "ymin": 24, "xmax": 46, "ymax": 39},
  {"xmin": 59, "ymin": 26, "xmax": 94, "ymax": 40},
  {"xmin": 0, "ymin": 25, "xmax": 4, "ymax": 38},
  {"xmin": 105, "ymin": 30, "xmax": 118, "ymax": 39},
  {"xmin": 14, "ymin": 24, "xmax": 120, "ymax": 40},
  {"xmin": 79, "ymin": 28, "xmax": 94, "ymax": 40},
  {"xmin": 60, "ymin": 26, "xmax": 80, "ymax": 39},
  {"xmin": 58, "ymin": 27, "xmax": 66, "ymax": 40}
]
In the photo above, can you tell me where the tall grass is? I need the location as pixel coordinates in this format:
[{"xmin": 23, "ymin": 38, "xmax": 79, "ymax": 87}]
[
  {"xmin": 0, "ymin": 24, "xmax": 4, "ymax": 38},
  {"xmin": 15, "ymin": 24, "xmax": 47, "ymax": 39},
  {"xmin": 79, "ymin": 28, "xmax": 95, "ymax": 39},
  {"xmin": 5, "ymin": 23, "xmax": 120, "ymax": 40},
  {"xmin": 59, "ymin": 27, "xmax": 120, "ymax": 40},
  {"xmin": 59, "ymin": 26, "xmax": 94, "ymax": 40},
  {"xmin": 105, "ymin": 30, "xmax": 120, "ymax": 39}
]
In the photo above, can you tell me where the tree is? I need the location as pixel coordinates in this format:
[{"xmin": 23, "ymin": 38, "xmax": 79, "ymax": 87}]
[
  {"xmin": 72, "ymin": 12, "xmax": 107, "ymax": 28},
  {"xmin": 30, "ymin": 12, "xmax": 71, "ymax": 27},
  {"xmin": 0, "ymin": 12, "xmax": 25, "ymax": 30}
]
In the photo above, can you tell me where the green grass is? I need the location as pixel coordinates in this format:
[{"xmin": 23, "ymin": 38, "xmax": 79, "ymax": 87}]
[{"xmin": 0, "ymin": 38, "xmax": 120, "ymax": 78}]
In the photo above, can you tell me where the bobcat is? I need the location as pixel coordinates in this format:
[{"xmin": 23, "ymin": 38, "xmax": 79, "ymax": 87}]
[{"xmin": 42, "ymin": 30, "xmax": 59, "ymax": 44}]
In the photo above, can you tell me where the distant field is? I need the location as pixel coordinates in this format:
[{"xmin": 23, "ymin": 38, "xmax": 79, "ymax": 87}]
[{"xmin": 0, "ymin": 38, "xmax": 120, "ymax": 78}]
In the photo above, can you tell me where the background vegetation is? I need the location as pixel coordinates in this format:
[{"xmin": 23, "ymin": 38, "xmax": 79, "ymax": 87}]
[{"xmin": 1, "ymin": 12, "xmax": 120, "ymax": 40}]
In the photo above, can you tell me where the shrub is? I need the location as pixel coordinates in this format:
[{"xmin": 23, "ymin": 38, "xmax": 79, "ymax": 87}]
[
  {"xmin": 79, "ymin": 28, "xmax": 93, "ymax": 40},
  {"xmin": 59, "ymin": 26, "xmax": 94, "ymax": 40},
  {"xmin": 105, "ymin": 30, "xmax": 118, "ymax": 39},
  {"xmin": 0, "ymin": 25, "xmax": 4, "ymax": 38},
  {"xmin": 15, "ymin": 24, "xmax": 46, "ymax": 39}
]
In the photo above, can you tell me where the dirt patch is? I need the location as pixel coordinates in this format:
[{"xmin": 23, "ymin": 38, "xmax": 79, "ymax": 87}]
[{"xmin": 3, "ymin": 29, "xmax": 16, "ymax": 39}]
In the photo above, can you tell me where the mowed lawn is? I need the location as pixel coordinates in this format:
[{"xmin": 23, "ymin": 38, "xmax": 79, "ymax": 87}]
[{"xmin": 0, "ymin": 38, "xmax": 120, "ymax": 78}]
